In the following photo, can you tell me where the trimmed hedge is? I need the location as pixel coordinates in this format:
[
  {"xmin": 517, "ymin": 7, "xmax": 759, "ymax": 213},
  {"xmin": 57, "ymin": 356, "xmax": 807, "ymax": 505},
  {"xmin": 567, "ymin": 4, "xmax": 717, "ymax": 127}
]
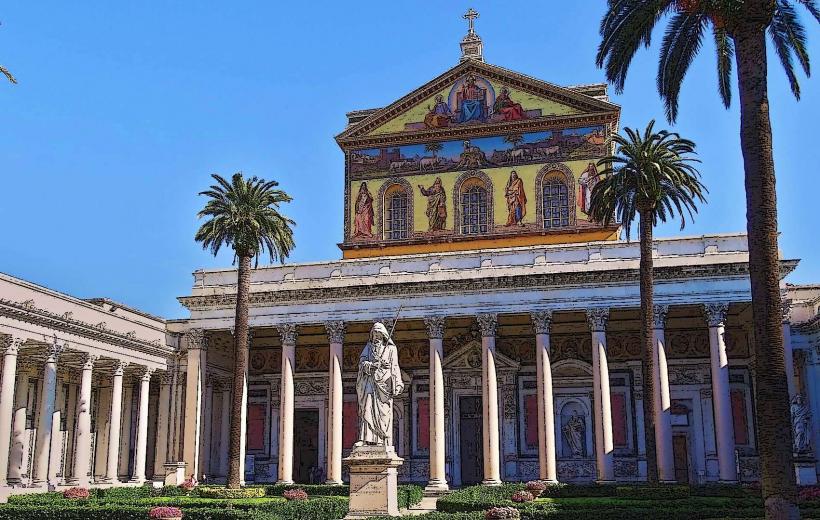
[
  {"xmin": 398, "ymin": 484, "xmax": 424, "ymax": 509},
  {"xmin": 0, "ymin": 505, "xmax": 258, "ymax": 520},
  {"xmin": 614, "ymin": 485, "xmax": 690, "ymax": 500},
  {"xmin": 197, "ymin": 487, "xmax": 267, "ymax": 499},
  {"xmin": 259, "ymin": 484, "xmax": 349, "ymax": 497}
]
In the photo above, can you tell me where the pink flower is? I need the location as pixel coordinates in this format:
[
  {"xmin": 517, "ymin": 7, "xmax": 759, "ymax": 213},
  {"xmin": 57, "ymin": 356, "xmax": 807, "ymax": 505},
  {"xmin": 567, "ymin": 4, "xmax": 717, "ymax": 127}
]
[
  {"xmin": 283, "ymin": 488, "xmax": 309, "ymax": 501},
  {"xmin": 511, "ymin": 490, "xmax": 534, "ymax": 503},
  {"xmin": 485, "ymin": 506, "xmax": 520, "ymax": 520},
  {"xmin": 149, "ymin": 506, "xmax": 183, "ymax": 519},
  {"xmin": 179, "ymin": 475, "xmax": 198, "ymax": 491},
  {"xmin": 62, "ymin": 487, "xmax": 90, "ymax": 500}
]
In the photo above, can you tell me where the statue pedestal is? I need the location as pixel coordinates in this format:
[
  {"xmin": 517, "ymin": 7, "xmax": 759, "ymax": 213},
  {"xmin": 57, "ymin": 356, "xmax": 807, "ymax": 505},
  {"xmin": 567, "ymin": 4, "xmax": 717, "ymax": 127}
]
[
  {"xmin": 343, "ymin": 445, "xmax": 404, "ymax": 518},
  {"xmin": 794, "ymin": 456, "xmax": 818, "ymax": 486}
]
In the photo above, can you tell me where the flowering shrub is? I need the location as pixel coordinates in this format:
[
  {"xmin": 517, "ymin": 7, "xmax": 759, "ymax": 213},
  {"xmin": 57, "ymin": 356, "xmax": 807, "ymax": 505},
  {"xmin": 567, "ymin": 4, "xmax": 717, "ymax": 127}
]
[
  {"xmin": 510, "ymin": 490, "xmax": 534, "ymax": 503},
  {"xmin": 485, "ymin": 506, "xmax": 520, "ymax": 520},
  {"xmin": 179, "ymin": 475, "xmax": 198, "ymax": 491},
  {"xmin": 525, "ymin": 480, "xmax": 547, "ymax": 496},
  {"xmin": 62, "ymin": 487, "xmax": 90, "ymax": 500},
  {"xmin": 283, "ymin": 488, "xmax": 309, "ymax": 501},
  {"xmin": 149, "ymin": 506, "xmax": 183, "ymax": 519},
  {"xmin": 799, "ymin": 486, "xmax": 820, "ymax": 502}
]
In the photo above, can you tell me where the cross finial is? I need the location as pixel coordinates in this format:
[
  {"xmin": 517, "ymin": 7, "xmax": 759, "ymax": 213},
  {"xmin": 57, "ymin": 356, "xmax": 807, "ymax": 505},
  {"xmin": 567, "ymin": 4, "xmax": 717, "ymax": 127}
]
[{"xmin": 463, "ymin": 8, "xmax": 479, "ymax": 35}]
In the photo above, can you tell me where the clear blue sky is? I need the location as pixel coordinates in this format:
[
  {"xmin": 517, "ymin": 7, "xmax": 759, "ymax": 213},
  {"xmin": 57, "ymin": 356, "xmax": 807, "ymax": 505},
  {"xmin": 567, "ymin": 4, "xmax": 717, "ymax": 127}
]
[{"xmin": 1, "ymin": 2, "xmax": 818, "ymax": 319}]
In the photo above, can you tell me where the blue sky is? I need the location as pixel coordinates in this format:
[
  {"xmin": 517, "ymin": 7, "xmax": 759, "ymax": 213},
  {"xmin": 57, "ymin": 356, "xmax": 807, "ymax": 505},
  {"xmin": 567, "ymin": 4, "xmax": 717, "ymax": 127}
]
[{"xmin": 1, "ymin": 2, "xmax": 818, "ymax": 319}]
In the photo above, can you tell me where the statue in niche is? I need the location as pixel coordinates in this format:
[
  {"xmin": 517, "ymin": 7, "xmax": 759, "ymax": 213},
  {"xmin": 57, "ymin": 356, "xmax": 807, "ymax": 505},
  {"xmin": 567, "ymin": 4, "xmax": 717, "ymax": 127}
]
[
  {"xmin": 353, "ymin": 181, "xmax": 374, "ymax": 238},
  {"xmin": 505, "ymin": 170, "xmax": 527, "ymax": 226},
  {"xmin": 418, "ymin": 177, "xmax": 447, "ymax": 232},
  {"xmin": 354, "ymin": 322, "xmax": 404, "ymax": 447},
  {"xmin": 791, "ymin": 394, "xmax": 812, "ymax": 453},
  {"xmin": 578, "ymin": 162, "xmax": 599, "ymax": 215},
  {"xmin": 562, "ymin": 410, "xmax": 586, "ymax": 457}
]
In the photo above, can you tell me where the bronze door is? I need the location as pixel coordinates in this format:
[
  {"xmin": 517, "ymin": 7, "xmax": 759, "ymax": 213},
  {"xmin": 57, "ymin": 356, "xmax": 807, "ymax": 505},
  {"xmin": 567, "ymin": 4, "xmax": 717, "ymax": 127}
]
[
  {"xmin": 672, "ymin": 434, "xmax": 690, "ymax": 484},
  {"xmin": 459, "ymin": 396, "xmax": 484, "ymax": 485}
]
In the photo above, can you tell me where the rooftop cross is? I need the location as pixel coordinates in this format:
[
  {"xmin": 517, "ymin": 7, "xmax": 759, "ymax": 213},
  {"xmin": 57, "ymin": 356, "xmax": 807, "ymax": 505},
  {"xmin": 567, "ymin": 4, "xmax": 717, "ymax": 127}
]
[{"xmin": 463, "ymin": 8, "xmax": 479, "ymax": 35}]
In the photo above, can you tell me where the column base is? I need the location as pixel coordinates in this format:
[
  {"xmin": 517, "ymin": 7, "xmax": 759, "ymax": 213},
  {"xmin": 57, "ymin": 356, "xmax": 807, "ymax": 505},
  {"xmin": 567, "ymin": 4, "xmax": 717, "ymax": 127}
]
[
  {"xmin": 65, "ymin": 478, "xmax": 91, "ymax": 487},
  {"xmin": 424, "ymin": 480, "xmax": 449, "ymax": 495},
  {"xmin": 481, "ymin": 478, "xmax": 502, "ymax": 486},
  {"xmin": 325, "ymin": 478, "xmax": 344, "ymax": 485},
  {"xmin": 659, "ymin": 479, "xmax": 678, "ymax": 485},
  {"xmin": 595, "ymin": 479, "xmax": 616, "ymax": 485},
  {"xmin": 717, "ymin": 479, "xmax": 738, "ymax": 484},
  {"xmin": 127, "ymin": 478, "xmax": 147, "ymax": 485},
  {"xmin": 539, "ymin": 479, "xmax": 559, "ymax": 485},
  {"xmin": 276, "ymin": 479, "xmax": 295, "ymax": 485}
]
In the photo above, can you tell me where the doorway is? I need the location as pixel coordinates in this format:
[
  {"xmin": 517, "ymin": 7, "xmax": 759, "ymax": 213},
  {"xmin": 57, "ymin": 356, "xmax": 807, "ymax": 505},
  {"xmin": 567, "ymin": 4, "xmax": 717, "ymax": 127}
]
[
  {"xmin": 293, "ymin": 409, "xmax": 320, "ymax": 483},
  {"xmin": 459, "ymin": 396, "xmax": 484, "ymax": 485},
  {"xmin": 672, "ymin": 434, "xmax": 690, "ymax": 484}
]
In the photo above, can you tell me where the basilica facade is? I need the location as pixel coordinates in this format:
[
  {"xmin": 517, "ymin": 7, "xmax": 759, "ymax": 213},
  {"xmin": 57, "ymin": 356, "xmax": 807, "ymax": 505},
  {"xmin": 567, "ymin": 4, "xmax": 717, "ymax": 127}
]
[{"xmin": 0, "ymin": 16, "xmax": 818, "ymax": 498}]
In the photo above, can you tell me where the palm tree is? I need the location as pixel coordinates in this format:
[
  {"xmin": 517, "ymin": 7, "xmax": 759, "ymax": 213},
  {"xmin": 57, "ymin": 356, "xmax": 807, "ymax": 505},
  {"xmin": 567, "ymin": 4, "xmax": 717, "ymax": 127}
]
[
  {"xmin": 596, "ymin": 1, "xmax": 817, "ymax": 515},
  {"xmin": 195, "ymin": 172, "xmax": 295, "ymax": 489},
  {"xmin": 504, "ymin": 133, "xmax": 524, "ymax": 148},
  {"xmin": 0, "ymin": 65, "xmax": 14, "ymax": 84},
  {"xmin": 588, "ymin": 121, "xmax": 706, "ymax": 486},
  {"xmin": 425, "ymin": 142, "xmax": 443, "ymax": 158}
]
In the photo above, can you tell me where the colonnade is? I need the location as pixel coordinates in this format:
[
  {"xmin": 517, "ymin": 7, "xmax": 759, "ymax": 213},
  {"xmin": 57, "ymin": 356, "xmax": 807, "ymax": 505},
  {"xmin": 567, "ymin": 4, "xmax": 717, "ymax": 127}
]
[
  {"xmin": 0, "ymin": 335, "xmax": 157, "ymax": 487},
  {"xmin": 229, "ymin": 303, "xmax": 742, "ymax": 491}
]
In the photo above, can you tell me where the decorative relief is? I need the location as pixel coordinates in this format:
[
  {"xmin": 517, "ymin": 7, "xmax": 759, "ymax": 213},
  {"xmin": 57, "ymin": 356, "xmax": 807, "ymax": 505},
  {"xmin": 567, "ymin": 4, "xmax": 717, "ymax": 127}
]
[
  {"xmin": 185, "ymin": 328, "xmax": 207, "ymax": 351},
  {"xmin": 606, "ymin": 332, "xmax": 641, "ymax": 361},
  {"xmin": 652, "ymin": 305, "xmax": 669, "ymax": 329},
  {"xmin": 738, "ymin": 456, "xmax": 760, "ymax": 480},
  {"xmin": 530, "ymin": 310, "xmax": 553, "ymax": 335},
  {"xmin": 477, "ymin": 313, "xmax": 498, "ymax": 337},
  {"xmin": 497, "ymin": 339, "xmax": 535, "ymax": 363},
  {"xmin": 586, "ymin": 308, "xmax": 609, "ymax": 331},
  {"xmin": 277, "ymin": 324, "xmax": 298, "ymax": 346},
  {"xmin": 295, "ymin": 379, "xmax": 328, "ymax": 396},
  {"xmin": 614, "ymin": 458, "xmax": 638, "ymax": 477},
  {"xmin": 557, "ymin": 460, "xmax": 595, "ymax": 479},
  {"xmin": 424, "ymin": 316, "xmax": 446, "ymax": 339},
  {"xmin": 324, "ymin": 321, "xmax": 346, "ymax": 344},
  {"xmin": 551, "ymin": 335, "xmax": 592, "ymax": 363},
  {"xmin": 703, "ymin": 303, "xmax": 729, "ymax": 327},
  {"xmin": 668, "ymin": 365, "xmax": 710, "ymax": 385}
]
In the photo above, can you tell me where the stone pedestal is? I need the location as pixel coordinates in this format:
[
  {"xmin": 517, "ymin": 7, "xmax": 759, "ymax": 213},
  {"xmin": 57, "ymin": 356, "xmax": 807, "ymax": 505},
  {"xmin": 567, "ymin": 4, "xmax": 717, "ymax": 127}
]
[
  {"xmin": 163, "ymin": 462, "xmax": 188, "ymax": 486},
  {"xmin": 343, "ymin": 446, "xmax": 404, "ymax": 519},
  {"xmin": 795, "ymin": 457, "xmax": 818, "ymax": 486}
]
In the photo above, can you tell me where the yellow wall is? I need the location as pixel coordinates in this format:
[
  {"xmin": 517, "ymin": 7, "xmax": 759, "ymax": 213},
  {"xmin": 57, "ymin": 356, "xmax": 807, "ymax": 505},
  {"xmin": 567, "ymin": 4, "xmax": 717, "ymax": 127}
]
[
  {"xmin": 349, "ymin": 159, "xmax": 596, "ymax": 237},
  {"xmin": 367, "ymin": 82, "xmax": 581, "ymax": 136}
]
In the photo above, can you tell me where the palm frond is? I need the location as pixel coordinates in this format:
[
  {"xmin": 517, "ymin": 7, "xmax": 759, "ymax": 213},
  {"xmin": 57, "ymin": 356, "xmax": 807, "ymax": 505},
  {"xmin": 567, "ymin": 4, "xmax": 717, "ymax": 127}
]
[
  {"xmin": 770, "ymin": 1, "xmax": 811, "ymax": 99},
  {"xmin": 657, "ymin": 12, "xmax": 708, "ymax": 122},
  {"xmin": 0, "ymin": 65, "xmax": 16, "ymax": 84},
  {"xmin": 713, "ymin": 26, "xmax": 734, "ymax": 108},
  {"xmin": 794, "ymin": 0, "xmax": 820, "ymax": 23}
]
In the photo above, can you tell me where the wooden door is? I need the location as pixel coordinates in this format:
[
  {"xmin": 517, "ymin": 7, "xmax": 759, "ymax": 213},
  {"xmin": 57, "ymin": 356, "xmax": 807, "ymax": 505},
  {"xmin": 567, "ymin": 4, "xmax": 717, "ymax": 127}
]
[
  {"xmin": 672, "ymin": 434, "xmax": 690, "ymax": 484},
  {"xmin": 293, "ymin": 409, "xmax": 320, "ymax": 483},
  {"xmin": 459, "ymin": 396, "xmax": 484, "ymax": 485}
]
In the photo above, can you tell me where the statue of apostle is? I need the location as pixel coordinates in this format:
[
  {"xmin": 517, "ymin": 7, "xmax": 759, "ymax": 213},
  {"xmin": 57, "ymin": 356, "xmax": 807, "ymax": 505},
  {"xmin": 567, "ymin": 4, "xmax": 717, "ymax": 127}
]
[
  {"xmin": 505, "ymin": 170, "xmax": 527, "ymax": 226},
  {"xmin": 354, "ymin": 322, "xmax": 404, "ymax": 447},
  {"xmin": 353, "ymin": 182, "xmax": 374, "ymax": 238},
  {"xmin": 418, "ymin": 177, "xmax": 447, "ymax": 232}
]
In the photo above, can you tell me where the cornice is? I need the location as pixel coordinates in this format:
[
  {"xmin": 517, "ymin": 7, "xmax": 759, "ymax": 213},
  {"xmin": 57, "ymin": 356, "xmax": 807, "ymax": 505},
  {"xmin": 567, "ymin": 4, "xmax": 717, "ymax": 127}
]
[
  {"xmin": 0, "ymin": 298, "xmax": 173, "ymax": 357},
  {"xmin": 178, "ymin": 260, "xmax": 780, "ymax": 311},
  {"xmin": 794, "ymin": 313, "xmax": 820, "ymax": 333}
]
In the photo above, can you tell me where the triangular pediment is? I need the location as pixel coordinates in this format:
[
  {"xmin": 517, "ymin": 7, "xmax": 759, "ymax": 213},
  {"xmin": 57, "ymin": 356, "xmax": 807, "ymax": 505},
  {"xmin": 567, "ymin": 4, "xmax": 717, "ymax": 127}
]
[
  {"xmin": 443, "ymin": 339, "xmax": 520, "ymax": 371},
  {"xmin": 336, "ymin": 60, "xmax": 619, "ymax": 146}
]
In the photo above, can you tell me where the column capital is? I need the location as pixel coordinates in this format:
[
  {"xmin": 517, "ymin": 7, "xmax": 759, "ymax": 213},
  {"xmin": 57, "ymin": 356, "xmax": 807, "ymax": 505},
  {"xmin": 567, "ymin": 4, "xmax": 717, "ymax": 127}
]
[
  {"xmin": 230, "ymin": 327, "xmax": 254, "ymax": 342},
  {"xmin": 424, "ymin": 317, "xmax": 446, "ymax": 339},
  {"xmin": 652, "ymin": 304, "xmax": 669, "ymax": 329},
  {"xmin": 781, "ymin": 298, "xmax": 793, "ymax": 324},
  {"xmin": 137, "ymin": 366, "xmax": 154, "ymax": 382},
  {"xmin": 586, "ymin": 307, "xmax": 609, "ymax": 331},
  {"xmin": 0, "ymin": 335, "xmax": 23, "ymax": 356},
  {"xmin": 45, "ymin": 337, "xmax": 64, "ymax": 362},
  {"xmin": 530, "ymin": 310, "xmax": 553, "ymax": 334},
  {"xmin": 80, "ymin": 353, "xmax": 99, "ymax": 370},
  {"xmin": 703, "ymin": 302, "xmax": 729, "ymax": 327},
  {"xmin": 324, "ymin": 321, "xmax": 346, "ymax": 344},
  {"xmin": 184, "ymin": 328, "xmax": 208, "ymax": 351},
  {"xmin": 476, "ymin": 313, "xmax": 498, "ymax": 337},
  {"xmin": 113, "ymin": 360, "xmax": 129, "ymax": 376},
  {"xmin": 277, "ymin": 323, "xmax": 298, "ymax": 346}
]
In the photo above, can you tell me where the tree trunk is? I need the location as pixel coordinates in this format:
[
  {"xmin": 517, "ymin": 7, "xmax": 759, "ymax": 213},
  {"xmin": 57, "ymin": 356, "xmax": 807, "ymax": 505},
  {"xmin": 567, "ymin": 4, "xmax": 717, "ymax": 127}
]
[
  {"xmin": 734, "ymin": 8, "xmax": 797, "ymax": 519},
  {"xmin": 226, "ymin": 254, "xmax": 252, "ymax": 489},
  {"xmin": 639, "ymin": 209, "xmax": 658, "ymax": 485}
]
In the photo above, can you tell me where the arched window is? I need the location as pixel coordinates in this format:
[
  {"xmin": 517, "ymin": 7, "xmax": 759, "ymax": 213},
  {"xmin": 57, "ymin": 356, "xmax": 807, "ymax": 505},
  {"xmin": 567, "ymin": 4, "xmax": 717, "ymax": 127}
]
[
  {"xmin": 542, "ymin": 178, "xmax": 570, "ymax": 229},
  {"xmin": 385, "ymin": 189, "xmax": 409, "ymax": 240},
  {"xmin": 460, "ymin": 182, "xmax": 489, "ymax": 235}
]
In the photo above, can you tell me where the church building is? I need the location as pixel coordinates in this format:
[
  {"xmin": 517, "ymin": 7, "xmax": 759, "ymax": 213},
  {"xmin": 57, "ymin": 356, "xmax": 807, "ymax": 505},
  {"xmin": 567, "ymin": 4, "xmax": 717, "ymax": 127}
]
[{"xmin": 0, "ymin": 11, "xmax": 818, "ymax": 496}]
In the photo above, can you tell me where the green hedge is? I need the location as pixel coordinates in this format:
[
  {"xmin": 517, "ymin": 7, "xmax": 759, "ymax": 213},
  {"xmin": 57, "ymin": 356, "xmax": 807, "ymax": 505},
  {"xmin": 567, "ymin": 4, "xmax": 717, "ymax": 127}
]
[
  {"xmin": 540, "ymin": 484, "xmax": 617, "ymax": 498},
  {"xmin": 398, "ymin": 484, "xmax": 424, "ymax": 509},
  {"xmin": 259, "ymin": 484, "xmax": 349, "ymax": 497},
  {"xmin": 197, "ymin": 487, "xmax": 267, "ymax": 499},
  {"xmin": 0, "ymin": 505, "xmax": 258, "ymax": 520},
  {"xmin": 613, "ymin": 485, "xmax": 690, "ymax": 500}
]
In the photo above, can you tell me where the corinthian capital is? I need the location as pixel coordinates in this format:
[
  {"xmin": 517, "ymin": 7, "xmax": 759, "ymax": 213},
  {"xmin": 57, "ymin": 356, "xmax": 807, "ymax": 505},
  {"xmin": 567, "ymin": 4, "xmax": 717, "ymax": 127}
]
[
  {"xmin": 586, "ymin": 307, "xmax": 609, "ymax": 332},
  {"xmin": 652, "ymin": 305, "xmax": 669, "ymax": 329},
  {"xmin": 46, "ymin": 337, "xmax": 64, "ymax": 362},
  {"xmin": 782, "ymin": 299, "xmax": 793, "ymax": 324},
  {"xmin": 184, "ymin": 328, "xmax": 207, "ymax": 351},
  {"xmin": 80, "ymin": 353, "xmax": 99, "ymax": 371},
  {"xmin": 530, "ymin": 310, "xmax": 553, "ymax": 335},
  {"xmin": 476, "ymin": 313, "xmax": 498, "ymax": 337},
  {"xmin": 424, "ymin": 316, "xmax": 446, "ymax": 339},
  {"xmin": 703, "ymin": 303, "xmax": 729, "ymax": 327},
  {"xmin": 324, "ymin": 321, "xmax": 346, "ymax": 344},
  {"xmin": 0, "ymin": 335, "xmax": 23, "ymax": 356},
  {"xmin": 277, "ymin": 323, "xmax": 298, "ymax": 346}
]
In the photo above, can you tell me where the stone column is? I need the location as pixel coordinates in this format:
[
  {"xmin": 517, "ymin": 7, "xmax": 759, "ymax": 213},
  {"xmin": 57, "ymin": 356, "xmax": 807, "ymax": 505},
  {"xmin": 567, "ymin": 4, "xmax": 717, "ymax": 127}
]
[
  {"xmin": 219, "ymin": 383, "xmax": 231, "ymax": 477},
  {"xmin": 32, "ymin": 340, "xmax": 63, "ymax": 486},
  {"xmin": 587, "ymin": 308, "xmax": 614, "ymax": 483},
  {"xmin": 782, "ymin": 299, "xmax": 797, "ymax": 399},
  {"xmin": 277, "ymin": 324, "xmax": 298, "ymax": 485},
  {"xmin": 324, "ymin": 321, "xmax": 345, "ymax": 485},
  {"xmin": 8, "ymin": 366, "xmax": 30, "ymax": 484},
  {"xmin": 477, "ymin": 313, "xmax": 501, "ymax": 486},
  {"xmin": 424, "ymin": 316, "xmax": 448, "ymax": 493},
  {"xmin": 183, "ymin": 329, "xmax": 206, "ymax": 480},
  {"xmin": 131, "ymin": 367, "xmax": 152, "ymax": 483},
  {"xmin": 0, "ymin": 337, "xmax": 22, "ymax": 485},
  {"xmin": 651, "ymin": 305, "xmax": 675, "ymax": 482},
  {"xmin": 704, "ymin": 303, "xmax": 737, "ymax": 482},
  {"xmin": 70, "ymin": 353, "xmax": 98, "ymax": 486},
  {"xmin": 105, "ymin": 361, "xmax": 127, "ymax": 482},
  {"xmin": 531, "ymin": 310, "xmax": 557, "ymax": 483},
  {"xmin": 200, "ymin": 377, "xmax": 214, "ymax": 478},
  {"xmin": 153, "ymin": 372, "xmax": 172, "ymax": 479}
]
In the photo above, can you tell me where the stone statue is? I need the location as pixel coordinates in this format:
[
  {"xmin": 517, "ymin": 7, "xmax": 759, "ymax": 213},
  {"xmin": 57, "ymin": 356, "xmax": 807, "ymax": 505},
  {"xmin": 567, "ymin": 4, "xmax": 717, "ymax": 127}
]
[
  {"xmin": 791, "ymin": 394, "xmax": 812, "ymax": 454},
  {"xmin": 562, "ymin": 411, "xmax": 585, "ymax": 457},
  {"xmin": 354, "ymin": 322, "xmax": 404, "ymax": 447}
]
